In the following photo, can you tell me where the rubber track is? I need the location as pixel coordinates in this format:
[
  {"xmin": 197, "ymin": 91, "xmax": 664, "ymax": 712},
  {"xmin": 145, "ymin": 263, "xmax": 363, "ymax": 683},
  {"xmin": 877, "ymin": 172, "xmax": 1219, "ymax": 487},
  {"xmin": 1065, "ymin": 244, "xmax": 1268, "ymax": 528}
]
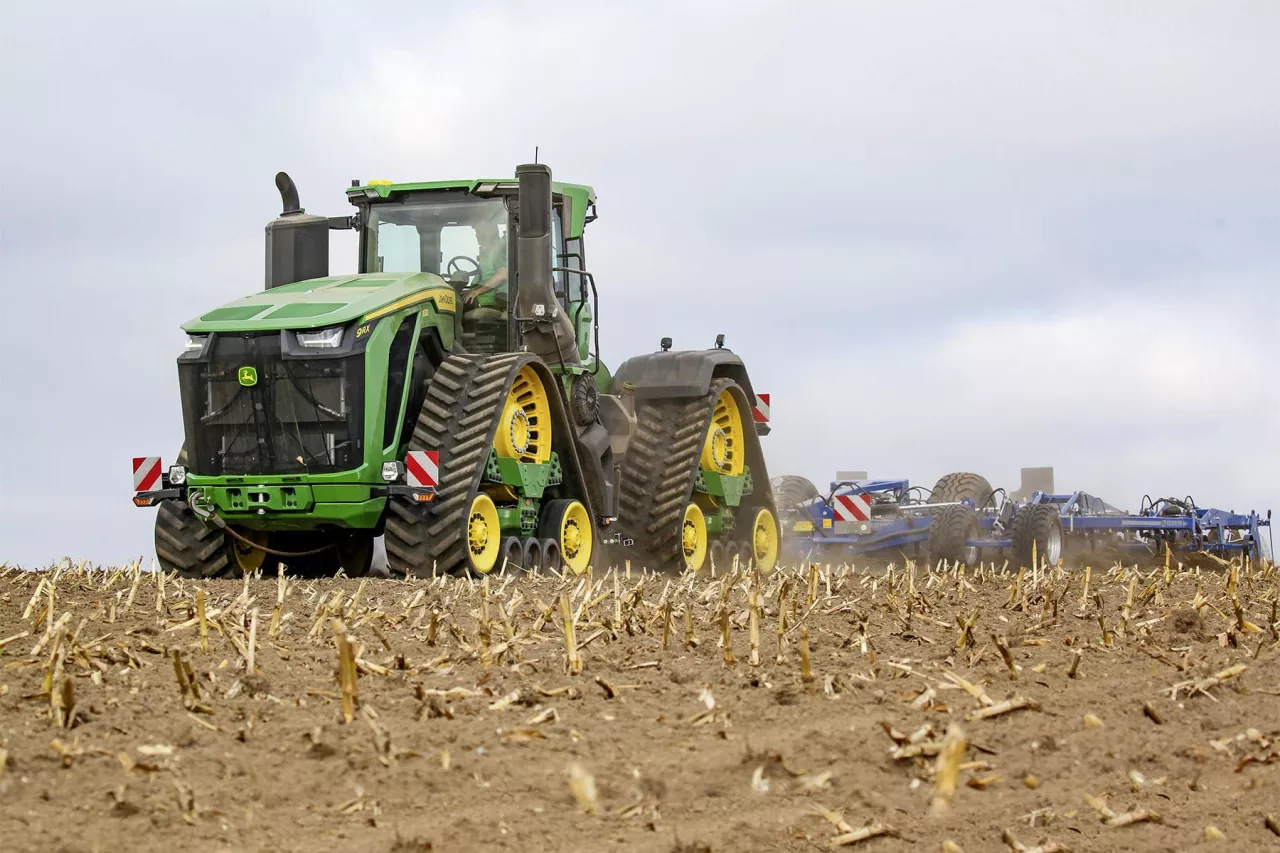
[
  {"xmin": 384, "ymin": 352, "xmax": 592, "ymax": 576},
  {"xmin": 617, "ymin": 378, "xmax": 774, "ymax": 570},
  {"xmin": 384, "ymin": 354, "xmax": 509, "ymax": 575}
]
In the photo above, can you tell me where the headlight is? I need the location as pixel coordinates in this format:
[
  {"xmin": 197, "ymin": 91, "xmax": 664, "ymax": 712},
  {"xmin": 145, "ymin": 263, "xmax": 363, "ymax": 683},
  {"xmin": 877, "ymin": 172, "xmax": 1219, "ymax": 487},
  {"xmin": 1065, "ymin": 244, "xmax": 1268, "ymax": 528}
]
[
  {"xmin": 168, "ymin": 465, "xmax": 187, "ymax": 485},
  {"xmin": 184, "ymin": 335, "xmax": 208, "ymax": 352},
  {"xmin": 297, "ymin": 326, "xmax": 344, "ymax": 348},
  {"xmin": 381, "ymin": 461, "xmax": 404, "ymax": 483}
]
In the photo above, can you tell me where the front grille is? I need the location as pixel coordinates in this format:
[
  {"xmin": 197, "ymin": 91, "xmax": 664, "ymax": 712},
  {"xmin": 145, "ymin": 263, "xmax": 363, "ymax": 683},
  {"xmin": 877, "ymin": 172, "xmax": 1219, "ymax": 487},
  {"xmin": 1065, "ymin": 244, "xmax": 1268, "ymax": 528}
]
[{"xmin": 180, "ymin": 333, "xmax": 364, "ymax": 476}]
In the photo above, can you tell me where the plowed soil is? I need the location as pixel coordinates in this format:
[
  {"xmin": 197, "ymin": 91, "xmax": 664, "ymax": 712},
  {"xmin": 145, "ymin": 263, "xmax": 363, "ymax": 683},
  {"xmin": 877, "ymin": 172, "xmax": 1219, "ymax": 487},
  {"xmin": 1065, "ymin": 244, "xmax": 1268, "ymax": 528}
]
[{"xmin": 1, "ymin": 559, "xmax": 1277, "ymax": 853}]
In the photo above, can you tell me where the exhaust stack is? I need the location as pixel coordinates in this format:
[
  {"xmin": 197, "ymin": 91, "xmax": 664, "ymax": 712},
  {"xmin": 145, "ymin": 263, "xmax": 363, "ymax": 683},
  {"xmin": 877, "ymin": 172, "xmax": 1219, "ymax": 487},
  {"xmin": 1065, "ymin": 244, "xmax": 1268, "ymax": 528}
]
[
  {"xmin": 514, "ymin": 163, "xmax": 580, "ymax": 364},
  {"xmin": 264, "ymin": 171, "xmax": 330, "ymax": 289}
]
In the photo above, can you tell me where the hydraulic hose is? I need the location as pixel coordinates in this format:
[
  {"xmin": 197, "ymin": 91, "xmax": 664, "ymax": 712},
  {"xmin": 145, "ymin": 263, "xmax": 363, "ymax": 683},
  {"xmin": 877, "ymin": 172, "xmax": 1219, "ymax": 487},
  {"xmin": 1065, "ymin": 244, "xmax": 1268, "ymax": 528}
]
[{"xmin": 188, "ymin": 490, "xmax": 335, "ymax": 556}]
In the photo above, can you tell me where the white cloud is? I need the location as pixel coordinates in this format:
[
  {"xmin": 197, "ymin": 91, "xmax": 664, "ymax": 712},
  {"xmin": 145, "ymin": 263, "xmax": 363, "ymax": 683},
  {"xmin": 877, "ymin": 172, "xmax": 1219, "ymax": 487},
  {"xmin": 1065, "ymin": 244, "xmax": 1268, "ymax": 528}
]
[
  {"xmin": 2, "ymin": 1, "xmax": 1279, "ymax": 566},
  {"xmin": 765, "ymin": 296, "xmax": 1279, "ymax": 514}
]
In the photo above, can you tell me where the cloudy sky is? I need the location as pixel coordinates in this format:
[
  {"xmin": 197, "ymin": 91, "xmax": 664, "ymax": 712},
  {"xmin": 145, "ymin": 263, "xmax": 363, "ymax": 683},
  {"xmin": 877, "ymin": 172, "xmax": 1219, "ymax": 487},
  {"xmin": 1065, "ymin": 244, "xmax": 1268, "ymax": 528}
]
[{"xmin": 2, "ymin": 1, "xmax": 1278, "ymax": 567}]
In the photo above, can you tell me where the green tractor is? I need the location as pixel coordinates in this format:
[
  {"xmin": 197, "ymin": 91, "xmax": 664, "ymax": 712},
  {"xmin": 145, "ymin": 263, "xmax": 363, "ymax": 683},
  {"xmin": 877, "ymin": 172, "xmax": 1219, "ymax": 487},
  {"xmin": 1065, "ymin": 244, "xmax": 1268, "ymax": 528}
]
[{"xmin": 132, "ymin": 163, "xmax": 779, "ymax": 578}]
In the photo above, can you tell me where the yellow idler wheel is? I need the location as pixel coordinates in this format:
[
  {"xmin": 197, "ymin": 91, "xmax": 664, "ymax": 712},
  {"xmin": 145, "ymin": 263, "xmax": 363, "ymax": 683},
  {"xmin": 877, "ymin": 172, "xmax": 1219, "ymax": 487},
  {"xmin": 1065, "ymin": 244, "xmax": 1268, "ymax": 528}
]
[
  {"xmin": 495, "ymin": 364, "xmax": 552, "ymax": 464},
  {"xmin": 747, "ymin": 507, "xmax": 779, "ymax": 571},
  {"xmin": 700, "ymin": 387, "xmax": 745, "ymax": 476},
  {"xmin": 465, "ymin": 492, "xmax": 501, "ymax": 573},
  {"xmin": 540, "ymin": 498, "xmax": 593, "ymax": 575},
  {"xmin": 680, "ymin": 502, "xmax": 708, "ymax": 572},
  {"xmin": 231, "ymin": 528, "xmax": 268, "ymax": 573}
]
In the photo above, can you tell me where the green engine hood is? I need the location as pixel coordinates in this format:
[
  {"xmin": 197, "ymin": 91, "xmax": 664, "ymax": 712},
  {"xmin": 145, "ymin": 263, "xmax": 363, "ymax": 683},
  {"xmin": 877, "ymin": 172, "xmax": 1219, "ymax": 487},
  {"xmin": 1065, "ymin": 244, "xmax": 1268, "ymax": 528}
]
[{"xmin": 181, "ymin": 272, "xmax": 458, "ymax": 333}]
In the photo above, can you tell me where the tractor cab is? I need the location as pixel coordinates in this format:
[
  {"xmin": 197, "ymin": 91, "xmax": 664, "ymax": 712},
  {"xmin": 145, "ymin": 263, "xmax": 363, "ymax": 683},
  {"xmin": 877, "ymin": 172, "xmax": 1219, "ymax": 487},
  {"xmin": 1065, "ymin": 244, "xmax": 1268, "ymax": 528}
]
[{"xmin": 345, "ymin": 179, "xmax": 598, "ymax": 362}]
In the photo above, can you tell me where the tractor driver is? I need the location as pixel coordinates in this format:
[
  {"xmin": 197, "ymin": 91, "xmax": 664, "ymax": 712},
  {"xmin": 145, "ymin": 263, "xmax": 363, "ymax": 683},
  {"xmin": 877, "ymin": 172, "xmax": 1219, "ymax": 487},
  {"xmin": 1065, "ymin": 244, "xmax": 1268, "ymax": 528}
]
[{"xmin": 462, "ymin": 216, "xmax": 509, "ymax": 311}]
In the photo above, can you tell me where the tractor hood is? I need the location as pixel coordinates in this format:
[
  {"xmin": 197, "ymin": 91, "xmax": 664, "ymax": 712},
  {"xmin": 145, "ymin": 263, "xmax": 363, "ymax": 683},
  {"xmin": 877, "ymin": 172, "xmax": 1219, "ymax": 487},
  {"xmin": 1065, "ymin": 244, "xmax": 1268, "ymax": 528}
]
[{"xmin": 181, "ymin": 271, "xmax": 457, "ymax": 333}]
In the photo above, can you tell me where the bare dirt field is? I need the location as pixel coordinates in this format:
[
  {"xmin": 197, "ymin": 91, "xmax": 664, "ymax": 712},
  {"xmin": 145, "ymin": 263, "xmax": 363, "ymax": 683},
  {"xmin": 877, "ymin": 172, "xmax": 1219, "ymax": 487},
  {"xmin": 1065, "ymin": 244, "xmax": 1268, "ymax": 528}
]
[{"xmin": 1, "ymin": 557, "xmax": 1278, "ymax": 853}]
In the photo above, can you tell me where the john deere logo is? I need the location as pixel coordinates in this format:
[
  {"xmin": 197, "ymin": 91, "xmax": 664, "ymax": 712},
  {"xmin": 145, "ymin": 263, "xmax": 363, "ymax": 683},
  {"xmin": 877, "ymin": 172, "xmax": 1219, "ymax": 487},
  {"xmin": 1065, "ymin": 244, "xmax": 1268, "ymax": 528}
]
[{"xmin": 238, "ymin": 366, "xmax": 258, "ymax": 386}]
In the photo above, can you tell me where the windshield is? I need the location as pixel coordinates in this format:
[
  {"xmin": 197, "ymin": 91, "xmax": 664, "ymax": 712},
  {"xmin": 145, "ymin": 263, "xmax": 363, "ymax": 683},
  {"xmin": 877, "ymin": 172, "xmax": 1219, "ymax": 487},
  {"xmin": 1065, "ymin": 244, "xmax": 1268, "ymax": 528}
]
[{"xmin": 362, "ymin": 193, "xmax": 510, "ymax": 283}]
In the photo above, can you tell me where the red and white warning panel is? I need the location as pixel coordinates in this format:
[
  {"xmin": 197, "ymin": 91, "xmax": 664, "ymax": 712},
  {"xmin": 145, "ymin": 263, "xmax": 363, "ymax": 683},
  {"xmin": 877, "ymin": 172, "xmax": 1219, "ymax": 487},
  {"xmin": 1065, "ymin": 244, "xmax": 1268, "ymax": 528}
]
[
  {"xmin": 132, "ymin": 457, "xmax": 162, "ymax": 492},
  {"xmin": 405, "ymin": 450, "xmax": 439, "ymax": 488},
  {"xmin": 833, "ymin": 492, "xmax": 872, "ymax": 522},
  {"xmin": 751, "ymin": 393, "xmax": 770, "ymax": 424}
]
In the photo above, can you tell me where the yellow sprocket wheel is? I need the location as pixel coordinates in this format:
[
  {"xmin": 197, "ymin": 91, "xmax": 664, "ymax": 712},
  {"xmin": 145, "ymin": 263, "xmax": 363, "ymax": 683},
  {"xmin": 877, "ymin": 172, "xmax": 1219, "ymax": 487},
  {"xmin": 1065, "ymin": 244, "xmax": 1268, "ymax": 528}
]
[
  {"xmin": 700, "ymin": 386, "xmax": 745, "ymax": 477},
  {"xmin": 494, "ymin": 364, "xmax": 552, "ymax": 464},
  {"xmin": 465, "ymin": 492, "xmax": 501, "ymax": 573},
  {"xmin": 681, "ymin": 502, "xmax": 708, "ymax": 572}
]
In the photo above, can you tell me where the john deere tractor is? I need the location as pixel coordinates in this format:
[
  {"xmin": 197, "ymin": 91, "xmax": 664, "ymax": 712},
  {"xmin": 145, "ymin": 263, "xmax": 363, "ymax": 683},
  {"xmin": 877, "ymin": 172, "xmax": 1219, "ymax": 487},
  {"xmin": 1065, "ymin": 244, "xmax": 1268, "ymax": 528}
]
[{"xmin": 133, "ymin": 163, "xmax": 779, "ymax": 578}]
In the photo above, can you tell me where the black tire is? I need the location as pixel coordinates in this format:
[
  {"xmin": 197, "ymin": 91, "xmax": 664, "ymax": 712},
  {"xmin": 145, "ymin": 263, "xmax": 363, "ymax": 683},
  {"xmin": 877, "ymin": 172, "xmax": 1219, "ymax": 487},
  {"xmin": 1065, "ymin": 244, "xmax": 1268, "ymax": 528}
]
[
  {"xmin": 500, "ymin": 536, "xmax": 524, "ymax": 571},
  {"xmin": 928, "ymin": 504, "xmax": 981, "ymax": 567},
  {"xmin": 931, "ymin": 472, "xmax": 994, "ymax": 507},
  {"xmin": 1011, "ymin": 504, "xmax": 1064, "ymax": 569},
  {"xmin": 154, "ymin": 498, "xmax": 237, "ymax": 579},
  {"xmin": 540, "ymin": 538, "xmax": 562, "ymax": 572},
  {"xmin": 770, "ymin": 475, "xmax": 820, "ymax": 512},
  {"xmin": 708, "ymin": 540, "xmax": 726, "ymax": 570}
]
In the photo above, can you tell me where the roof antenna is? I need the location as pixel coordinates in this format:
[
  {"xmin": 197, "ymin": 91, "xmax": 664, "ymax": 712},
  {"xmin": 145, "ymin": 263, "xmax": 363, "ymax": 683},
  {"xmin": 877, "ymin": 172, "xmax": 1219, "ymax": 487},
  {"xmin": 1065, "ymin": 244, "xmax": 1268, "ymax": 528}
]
[{"xmin": 534, "ymin": 145, "xmax": 539, "ymax": 164}]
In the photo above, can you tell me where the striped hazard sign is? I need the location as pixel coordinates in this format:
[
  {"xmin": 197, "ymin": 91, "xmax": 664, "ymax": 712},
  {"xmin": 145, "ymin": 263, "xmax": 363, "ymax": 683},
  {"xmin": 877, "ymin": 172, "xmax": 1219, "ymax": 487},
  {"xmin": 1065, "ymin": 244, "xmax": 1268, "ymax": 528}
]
[
  {"xmin": 405, "ymin": 450, "xmax": 439, "ymax": 488},
  {"xmin": 132, "ymin": 457, "xmax": 162, "ymax": 492},
  {"xmin": 833, "ymin": 492, "xmax": 872, "ymax": 522},
  {"xmin": 752, "ymin": 393, "xmax": 770, "ymax": 423}
]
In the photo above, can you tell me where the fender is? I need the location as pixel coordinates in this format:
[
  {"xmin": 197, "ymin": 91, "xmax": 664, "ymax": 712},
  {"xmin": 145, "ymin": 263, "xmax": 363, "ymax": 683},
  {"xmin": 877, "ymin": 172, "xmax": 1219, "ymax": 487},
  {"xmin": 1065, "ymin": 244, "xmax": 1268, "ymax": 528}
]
[{"xmin": 613, "ymin": 349, "xmax": 760, "ymax": 405}]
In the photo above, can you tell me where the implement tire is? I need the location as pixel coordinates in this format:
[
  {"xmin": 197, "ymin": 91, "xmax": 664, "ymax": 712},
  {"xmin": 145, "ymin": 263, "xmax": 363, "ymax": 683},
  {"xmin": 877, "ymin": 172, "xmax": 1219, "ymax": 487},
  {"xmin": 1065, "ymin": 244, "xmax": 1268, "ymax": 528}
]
[
  {"xmin": 1012, "ymin": 504, "xmax": 1064, "ymax": 569},
  {"xmin": 771, "ymin": 475, "xmax": 820, "ymax": 512},
  {"xmin": 928, "ymin": 504, "xmax": 981, "ymax": 567},
  {"xmin": 154, "ymin": 499, "xmax": 236, "ymax": 579},
  {"xmin": 931, "ymin": 471, "xmax": 994, "ymax": 507}
]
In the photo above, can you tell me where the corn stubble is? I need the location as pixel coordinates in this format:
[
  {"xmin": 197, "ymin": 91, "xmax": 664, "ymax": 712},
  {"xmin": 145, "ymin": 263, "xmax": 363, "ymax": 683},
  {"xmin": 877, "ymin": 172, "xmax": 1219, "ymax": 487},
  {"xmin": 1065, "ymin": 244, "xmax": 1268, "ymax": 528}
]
[{"xmin": 0, "ymin": 553, "xmax": 1275, "ymax": 849}]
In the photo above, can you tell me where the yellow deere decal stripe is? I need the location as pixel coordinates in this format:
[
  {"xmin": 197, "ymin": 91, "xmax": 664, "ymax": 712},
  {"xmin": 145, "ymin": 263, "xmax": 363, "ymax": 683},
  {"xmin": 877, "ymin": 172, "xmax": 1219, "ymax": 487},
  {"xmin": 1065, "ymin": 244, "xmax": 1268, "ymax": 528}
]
[{"xmin": 362, "ymin": 287, "xmax": 457, "ymax": 322}]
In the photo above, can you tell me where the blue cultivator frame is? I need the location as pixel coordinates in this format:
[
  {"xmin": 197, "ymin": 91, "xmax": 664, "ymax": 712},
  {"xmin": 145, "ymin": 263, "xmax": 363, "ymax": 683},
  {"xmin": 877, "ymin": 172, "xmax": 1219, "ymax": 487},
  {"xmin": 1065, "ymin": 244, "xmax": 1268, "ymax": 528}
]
[
  {"xmin": 778, "ymin": 468, "xmax": 1273, "ymax": 568},
  {"xmin": 778, "ymin": 477, "xmax": 1009, "ymax": 564},
  {"xmin": 990, "ymin": 491, "xmax": 1274, "ymax": 564}
]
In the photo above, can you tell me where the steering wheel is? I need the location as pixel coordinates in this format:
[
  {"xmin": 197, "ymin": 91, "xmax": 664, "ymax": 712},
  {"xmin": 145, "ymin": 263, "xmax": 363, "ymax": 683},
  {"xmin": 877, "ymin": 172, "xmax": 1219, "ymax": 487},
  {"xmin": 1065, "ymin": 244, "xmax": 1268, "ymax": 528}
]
[{"xmin": 445, "ymin": 255, "xmax": 481, "ymax": 281}]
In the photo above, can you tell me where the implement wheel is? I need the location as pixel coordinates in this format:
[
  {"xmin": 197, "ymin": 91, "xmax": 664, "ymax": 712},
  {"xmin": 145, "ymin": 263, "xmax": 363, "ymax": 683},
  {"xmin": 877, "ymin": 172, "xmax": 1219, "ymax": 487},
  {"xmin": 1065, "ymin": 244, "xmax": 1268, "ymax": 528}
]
[
  {"xmin": 929, "ymin": 504, "xmax": 980, "ymax": 567},
  {"xmin": 1012, "ymin": 504, "xmax": 1064, "ymax": 569},
  {"xmin": 931, "ymin": 472, "xmax": 994, "ymax": 507}
]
